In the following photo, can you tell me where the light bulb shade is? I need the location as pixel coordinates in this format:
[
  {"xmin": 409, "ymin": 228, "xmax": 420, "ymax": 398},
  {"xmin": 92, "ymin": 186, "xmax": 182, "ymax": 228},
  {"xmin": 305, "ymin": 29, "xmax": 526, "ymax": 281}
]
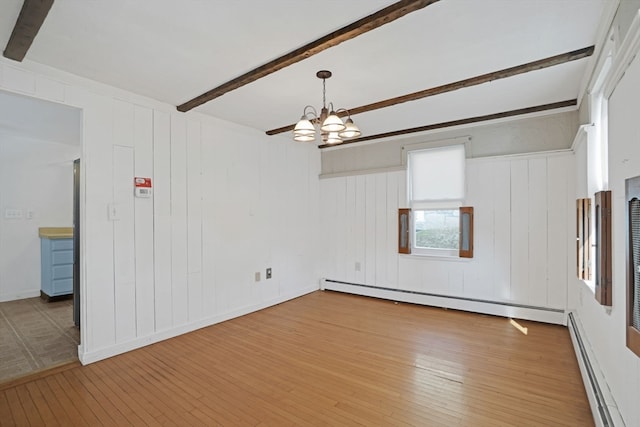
[
  {"xmin": 294, "ymin": 133, "xmax": 316, "ymax": 142},
  {"xmin": 293, "ymin": 117, "xmax": 316, "ymax": 136},
  {"xmin": 320, "ymin": 111, "xmax": 346, "ymax": 132},
  {"xmin": 325, "ymin": 132, "xmax": 342, "ymax": 145},
  {"xmin": 338, "ymin": 118, "xmax": 361, "ymax": 139}
]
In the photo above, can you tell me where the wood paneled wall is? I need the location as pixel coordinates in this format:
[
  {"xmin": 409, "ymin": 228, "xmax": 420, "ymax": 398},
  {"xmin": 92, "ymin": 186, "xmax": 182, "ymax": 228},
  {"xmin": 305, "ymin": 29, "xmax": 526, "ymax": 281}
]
[
  {"xmin": 320, "ymin": 152, "xmax": 574, "ymax": 312},
  {"xmin": 0, "ymin": 59, "xmax": 321, "ymax": 363}
]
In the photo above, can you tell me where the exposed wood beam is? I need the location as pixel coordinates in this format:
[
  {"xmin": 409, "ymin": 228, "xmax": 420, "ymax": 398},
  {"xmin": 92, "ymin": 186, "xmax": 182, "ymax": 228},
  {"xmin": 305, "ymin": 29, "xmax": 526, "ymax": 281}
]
[
  {"xmin": 3, "ymin": 0, "xmax": 54, "ymax": 62},
  {"xmin": 318, "ymin": 99, "xmax": 577, "ymax": 148},
  {"xmin": 266, "ymin": 46, "xmax": 594, "ymax": 136},
  {"xmin": 177, "ymin": 0, "xmax": 439, "ymax": 112}
]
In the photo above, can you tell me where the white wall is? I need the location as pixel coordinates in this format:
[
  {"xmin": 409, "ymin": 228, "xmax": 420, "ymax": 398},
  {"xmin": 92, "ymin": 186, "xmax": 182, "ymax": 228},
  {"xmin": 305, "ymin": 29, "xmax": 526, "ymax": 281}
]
[
  {"xmin": 0, "ymin": 133, "xmax": 79, "ymax": 301},
  {"xmin": 0, "ymin": 58, "xmax": 321, "ymax": 363},
  {"xmin": 570, "ymin": 25, "xmax": 640, "ymax": 426},
  {"xmin": 320, "ymin": 150, "xmax": 574, "ymax": 322}
]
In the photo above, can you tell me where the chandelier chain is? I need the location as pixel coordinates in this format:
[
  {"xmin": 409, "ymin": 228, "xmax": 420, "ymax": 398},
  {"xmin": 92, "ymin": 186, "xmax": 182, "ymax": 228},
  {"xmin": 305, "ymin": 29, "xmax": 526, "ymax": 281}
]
[{"xmin": 322, "ymin": 78, "xmax": 326, "ymax": 109}]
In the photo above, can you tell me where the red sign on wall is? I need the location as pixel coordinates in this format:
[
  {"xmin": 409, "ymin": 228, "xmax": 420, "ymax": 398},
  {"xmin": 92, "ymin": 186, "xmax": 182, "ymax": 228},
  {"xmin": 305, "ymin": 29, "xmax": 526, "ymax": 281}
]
[{"xmin": 134, "ymin": 177, "xmax": 152, "ymax": 188}]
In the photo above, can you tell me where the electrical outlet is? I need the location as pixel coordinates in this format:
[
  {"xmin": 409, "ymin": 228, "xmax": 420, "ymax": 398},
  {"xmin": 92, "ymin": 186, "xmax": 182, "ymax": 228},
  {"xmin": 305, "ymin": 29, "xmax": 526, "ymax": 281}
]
[
  {"xmin": 355, "ymin": 262, "xmax": 361, "ymax": 272},
  {"xmin": 266, "ymin": 268, "xmax": 272, "ymax": 279},
  {"xmin": 255, "ymin": 272, "xmax": 261, "ymax": 282}
]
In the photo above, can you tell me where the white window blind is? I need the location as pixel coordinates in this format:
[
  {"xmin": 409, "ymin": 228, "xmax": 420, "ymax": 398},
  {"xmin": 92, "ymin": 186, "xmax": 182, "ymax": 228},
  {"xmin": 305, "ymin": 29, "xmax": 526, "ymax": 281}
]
[{"xmin": 408, "ymin": 144, "xmax": 465, "ymax": 203}]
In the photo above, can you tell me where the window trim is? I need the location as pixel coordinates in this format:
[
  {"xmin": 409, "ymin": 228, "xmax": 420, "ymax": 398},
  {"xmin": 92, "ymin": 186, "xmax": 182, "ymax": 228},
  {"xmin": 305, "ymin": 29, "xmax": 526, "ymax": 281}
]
[{"xmin": 594, "ymin": 190, "xmax": 612, "ymax": 306}]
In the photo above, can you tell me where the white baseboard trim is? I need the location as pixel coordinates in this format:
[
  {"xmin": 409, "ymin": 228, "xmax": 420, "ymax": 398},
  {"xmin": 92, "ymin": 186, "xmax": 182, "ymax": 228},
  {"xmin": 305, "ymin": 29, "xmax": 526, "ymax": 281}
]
[
  {"xmin": 0, "ymin": 289, "xmax": 40, "ymax": 302},
  {"xmin": 321, "ymin": 279, "xmax": 566, "ymax": 325},
  {"xmin": 567, "ymin": 312, "xmax": 624, "ymax": 427},
  {"xmin": 78, "ymin": 285, "xmax": 318, "ymax": 365}
]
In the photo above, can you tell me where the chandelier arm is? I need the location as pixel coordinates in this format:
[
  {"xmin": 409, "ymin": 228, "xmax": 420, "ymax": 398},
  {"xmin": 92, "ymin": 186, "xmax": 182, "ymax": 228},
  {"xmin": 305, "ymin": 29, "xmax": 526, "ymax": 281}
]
[
  {"xmin": 335, "ymin": 108, "xmax": 352, "ymax": 119},
  {"xmin": 302, "ymin": 105, "xmax": 319, "ymax": 121}
]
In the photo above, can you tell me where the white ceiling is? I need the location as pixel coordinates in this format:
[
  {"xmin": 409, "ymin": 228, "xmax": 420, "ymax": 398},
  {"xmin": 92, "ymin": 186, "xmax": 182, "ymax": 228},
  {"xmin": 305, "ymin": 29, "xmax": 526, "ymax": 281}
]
[{"xmin": 0, "ymin": 0, "xmax": 611, "ymax": 144}]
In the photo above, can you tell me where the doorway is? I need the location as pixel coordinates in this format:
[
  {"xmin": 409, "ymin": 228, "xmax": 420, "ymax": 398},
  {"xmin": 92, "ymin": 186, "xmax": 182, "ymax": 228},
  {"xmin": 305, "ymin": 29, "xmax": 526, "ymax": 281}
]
[{"xmin": 0, "ymin": 90, "xmax": 82, "ymax": 382}]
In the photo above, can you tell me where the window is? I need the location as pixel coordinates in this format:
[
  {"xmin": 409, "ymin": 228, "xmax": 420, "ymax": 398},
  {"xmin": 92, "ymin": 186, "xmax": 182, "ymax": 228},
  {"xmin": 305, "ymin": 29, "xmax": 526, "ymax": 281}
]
[
  {"xmin": 400, "ymin": 143, "xmax": 473, "ymax": 258},
  {"xmin": 626, "ymin": 176, "xmax": 640, "ymax": 357},
  {"xmin": 589, "ymin": 29, "xmax": 615, "ymax": 192}
]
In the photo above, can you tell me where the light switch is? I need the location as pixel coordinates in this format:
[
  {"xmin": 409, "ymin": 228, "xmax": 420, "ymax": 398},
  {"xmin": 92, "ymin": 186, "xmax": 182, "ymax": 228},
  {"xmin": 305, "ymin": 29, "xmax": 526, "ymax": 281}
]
[
  {"xmin": 4, "ymin": 208, "xmax": 23, "ymax": 219},
  {"xmin": 108, "ymin": 203, "xmax": 120, "ymax": 221}
]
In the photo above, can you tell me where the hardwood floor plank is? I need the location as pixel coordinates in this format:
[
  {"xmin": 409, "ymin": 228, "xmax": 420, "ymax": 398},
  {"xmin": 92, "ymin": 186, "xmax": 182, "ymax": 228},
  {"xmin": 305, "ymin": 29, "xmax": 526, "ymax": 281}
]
[
  {"xmin": 4, "ymin": 388, "xmax": 29, "ymax": 426},
  {"xmin": 51, "ymin": 371, "xmax": 102, "ymax": 424},
  {"xmin": 69, "ymin": 368, "xmax": 130, "ymax": 425},
  {"xmin": 102, "ymin": 363, "xmax": 190, "ymax": 426},
  {"xmin": 42, "ymin": 375, "xmax": 86, "ymax": 424},
  {"xmin": 0, "ymin": 291, "xmax": 592, "ymax": 426},
  {"xmin": 34, "ymin": 379, "xmax": 71, "ymax": 426},
  {"xmin": 17, "ymin": 385, "xmax": 47, "ymax": 426},
  {"xmin": 90, "ymin": 363, "xmax": 161, "ymax": 426},
  {"xmin": 24, "ymin": 381, "xmax": 59, "ymax": 427},
  {"xmin": 0, "ymin": 390, "xmax": 13, "ymax": 424},
  {"xmin": 96, "ymin": 359, "xmax": 176, "ymax": 426}
]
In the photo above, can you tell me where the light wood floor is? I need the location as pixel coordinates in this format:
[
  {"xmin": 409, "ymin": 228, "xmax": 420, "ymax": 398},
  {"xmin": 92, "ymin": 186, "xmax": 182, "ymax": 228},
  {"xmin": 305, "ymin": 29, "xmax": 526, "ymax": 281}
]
[{"xmin": 0, "ymin": 290, "xmax": 592, "ymax": 426}]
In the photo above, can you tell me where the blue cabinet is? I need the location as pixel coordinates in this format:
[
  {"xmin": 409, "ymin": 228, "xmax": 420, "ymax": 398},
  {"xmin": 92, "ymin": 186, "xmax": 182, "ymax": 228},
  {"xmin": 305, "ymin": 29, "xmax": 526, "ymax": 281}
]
[{"xmin": 40, "ymin": 235, "xmax": 73, "ymax": 299}]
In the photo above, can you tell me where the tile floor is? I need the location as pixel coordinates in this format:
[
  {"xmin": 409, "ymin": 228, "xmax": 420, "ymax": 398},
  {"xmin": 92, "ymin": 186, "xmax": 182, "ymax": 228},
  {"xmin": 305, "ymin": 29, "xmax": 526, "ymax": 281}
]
[{"xmin": 0, "ymin": 296, "xmax": 79, "ymax": 383}]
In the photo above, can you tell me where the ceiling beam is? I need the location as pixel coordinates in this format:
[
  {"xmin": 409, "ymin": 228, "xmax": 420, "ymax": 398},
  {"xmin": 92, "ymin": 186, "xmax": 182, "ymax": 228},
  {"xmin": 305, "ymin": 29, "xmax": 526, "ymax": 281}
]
[
  {"xmin": 318, "ymin": 99, "xmax": 577, "ymax": 148},
  {"xmin": 3, "ymin": 0, "xmax": 54, "ymax": 62},
  {"xmin": 266, "ymin": 46, "xmax": 594, "ymax": 136},
  {"xmin": 177, "ymin": 0, "xmax": 440, "ymax": 112}
]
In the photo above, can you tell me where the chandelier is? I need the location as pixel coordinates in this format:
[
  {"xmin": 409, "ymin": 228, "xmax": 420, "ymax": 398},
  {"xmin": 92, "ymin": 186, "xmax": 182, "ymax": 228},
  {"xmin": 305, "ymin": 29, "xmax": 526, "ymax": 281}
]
[{"xmin": 293, "ymin": 70, "xmax": 361, "ymax": 145}]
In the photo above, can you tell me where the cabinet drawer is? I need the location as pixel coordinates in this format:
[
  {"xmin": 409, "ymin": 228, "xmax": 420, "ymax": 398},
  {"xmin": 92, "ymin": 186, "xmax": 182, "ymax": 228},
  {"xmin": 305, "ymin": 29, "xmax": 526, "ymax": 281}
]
[
  {"xmin": 52, "ymin": 278, "xmax": 72, "ymax": 295},
  {"xmin": 52, "ymin": 250, "xmax": 73, "ymax": 265},
  {"xmin": 52, "ymin": 264, "xmax": 73, "ymax": 280},
  {"xmin": 51, "ymin": 239, "xmax": 73, "ymax": 250}
]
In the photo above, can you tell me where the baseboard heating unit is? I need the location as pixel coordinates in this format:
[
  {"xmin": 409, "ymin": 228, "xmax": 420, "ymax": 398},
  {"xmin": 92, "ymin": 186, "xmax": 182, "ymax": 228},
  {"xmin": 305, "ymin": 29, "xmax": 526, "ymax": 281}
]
[
  {"xmin": 321, "ymin": 279, "xmax": 565, "ymax": 325},
  {"xmin": 567, "ymin": 312, "xmax": 622, "ymax": 427}
]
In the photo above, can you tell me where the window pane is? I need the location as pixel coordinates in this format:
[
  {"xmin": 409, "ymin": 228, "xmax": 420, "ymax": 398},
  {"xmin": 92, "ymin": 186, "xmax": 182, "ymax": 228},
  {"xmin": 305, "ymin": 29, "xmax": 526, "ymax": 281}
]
[
  {"xmin": 414, "ymin": 209, "xmax": 459, "ymax": 250},
  {"xmin": 461, "ymin": 211, "xmax": 470, "ymax": 251}
]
